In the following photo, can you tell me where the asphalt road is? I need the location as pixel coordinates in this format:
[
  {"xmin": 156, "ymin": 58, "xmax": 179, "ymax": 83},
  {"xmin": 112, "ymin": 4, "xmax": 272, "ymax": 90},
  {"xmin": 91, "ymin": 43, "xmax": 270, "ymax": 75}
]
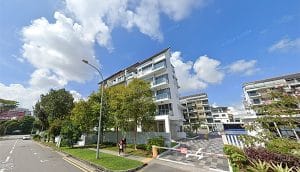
[{"xmin": 0, "ymin": 136, "xmax": 82, "ymax": 172}]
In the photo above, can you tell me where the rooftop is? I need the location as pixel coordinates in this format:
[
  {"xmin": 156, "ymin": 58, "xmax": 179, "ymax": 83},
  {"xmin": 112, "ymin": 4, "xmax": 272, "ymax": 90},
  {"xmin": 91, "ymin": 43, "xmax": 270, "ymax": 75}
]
[
  {"xmin": 180, "ymin": 93, "xmax": 208, "ymax": 100},
  {"xmin": 243, "ymin": 72, "xmax": 300, "ymax": 87},
  {"xmin": 101, "ymin": 47, "xmax": 170, "ymax": 83}
]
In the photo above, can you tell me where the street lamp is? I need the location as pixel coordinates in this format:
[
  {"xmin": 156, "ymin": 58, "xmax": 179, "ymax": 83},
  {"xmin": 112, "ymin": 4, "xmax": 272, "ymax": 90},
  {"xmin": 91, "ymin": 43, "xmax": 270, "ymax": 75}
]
[{"xmin": 82, "ymin": 59, "xmax": 104, "ymax": 159}]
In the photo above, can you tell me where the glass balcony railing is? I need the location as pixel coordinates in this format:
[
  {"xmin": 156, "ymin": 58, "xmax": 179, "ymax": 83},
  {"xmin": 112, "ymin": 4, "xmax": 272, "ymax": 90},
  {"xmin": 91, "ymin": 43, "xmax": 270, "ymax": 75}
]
[
  {"xmin": 153, "ymin": 61, "xmax": 166, "ymax": 70},
  {"xmin": 154, "ymin": 78, "xmax": 168, "ymax": 86},
  {"xmin": 157, "ymin": 110, "xmax": 172, "ymax": 115},
  {"xmin": 156, "ymin": 93, "xmax": 171, "ymax": 100}
]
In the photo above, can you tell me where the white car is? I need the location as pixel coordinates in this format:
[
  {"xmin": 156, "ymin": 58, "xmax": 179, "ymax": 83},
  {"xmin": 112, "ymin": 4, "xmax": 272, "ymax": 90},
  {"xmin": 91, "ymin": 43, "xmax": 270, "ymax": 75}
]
[{"xmin": 22, "ymin": 135, "xmax": 31, "ymax": 140}]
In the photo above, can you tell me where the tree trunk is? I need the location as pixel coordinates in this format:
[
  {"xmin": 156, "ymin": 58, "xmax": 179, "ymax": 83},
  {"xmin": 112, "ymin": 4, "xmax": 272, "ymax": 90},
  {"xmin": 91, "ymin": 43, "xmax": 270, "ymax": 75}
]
[
  {"xmin": 116, "ymin": 127, "xmax": 119, "ymax": 147},
  {"xmin": 134, "ymin": 122, "xmax": 137, "ymax": 150}
]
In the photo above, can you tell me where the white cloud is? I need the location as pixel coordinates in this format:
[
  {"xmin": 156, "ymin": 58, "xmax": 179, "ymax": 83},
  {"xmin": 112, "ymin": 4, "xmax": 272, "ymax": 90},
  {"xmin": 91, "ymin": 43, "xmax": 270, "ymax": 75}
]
[
  {"xmin": 70, "ymin": 90, "xmax": 83, "ymax": 102},
  {"xmin": 269, "ymin": 38, "xmax": 300, "ymax": 53},
  {"xmin": 22, "ymin": 12, "xmax": 99, "ymax": 83},
  {"xmin": 0, "ymin": 83, "xmax": 43, "ymax": 109},
  {"xmin": 29, "ymin": 69, "xmax": 67, "ymax": 89},
  {"xmin": 170, "ymin": 52, "xmax": 207, "ymax": 92},
  {"xmin": 5, "ymin": 0, "xmax": 206, "ymax": 109},
  {"xmin": 228, "ymin": 59, "xmax": 259, "ymax": 76},
  {"xmin": 64, "ymin": 0, "xmax": 205, "ymax": 46},
  {"xmin": 193, "ymin": 55, "xmax": 224, "ymax": 83},
  {"xmin": 170, "ymin": 52, "xmax": 224, "ymax": 93}
]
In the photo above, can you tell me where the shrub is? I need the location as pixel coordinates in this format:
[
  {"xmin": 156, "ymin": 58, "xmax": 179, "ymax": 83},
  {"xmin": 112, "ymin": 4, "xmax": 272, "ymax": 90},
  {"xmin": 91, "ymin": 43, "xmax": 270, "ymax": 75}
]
[
  {"xmin": 223, "ymin": 145, "xmax": 248, "ymax": 170},
  {"xmin": 102, "ymin": 142, "xmax": 116, "ymax": 146},
  {"xmin": 146, "ymin": 136, "xmax": 164, "ymax": 151},
  {"xmin": 247, "ymin": 159, "xmax": 270, "ymax": 172},
  {"xmin": 245, "ymin": 147, "xmax": 300, "ymax": 169},
  {"xmin": 33, "ymin": 134, "xmax": 41, "ymax": 141},
  {"xmin": 60, "ymin": 121, "xmax": 81, "ymax": 147},
  {"xmin": 271, "ymin": 162, "xmax": 295, "ymax": 172},
  {"xmin": 266, "ymin": 138, "xmax": 300, "ymax": 157},
  {"xmin": 136, "ymin": 144, "xmax": 147, "ymax": 150}
]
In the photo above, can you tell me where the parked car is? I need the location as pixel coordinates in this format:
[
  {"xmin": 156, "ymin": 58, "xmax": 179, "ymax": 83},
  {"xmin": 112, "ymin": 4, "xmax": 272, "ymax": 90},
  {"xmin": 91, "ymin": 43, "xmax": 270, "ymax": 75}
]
[{"xmin": 22, "ymin": 135, "xmax": 31, "ymax": 140}]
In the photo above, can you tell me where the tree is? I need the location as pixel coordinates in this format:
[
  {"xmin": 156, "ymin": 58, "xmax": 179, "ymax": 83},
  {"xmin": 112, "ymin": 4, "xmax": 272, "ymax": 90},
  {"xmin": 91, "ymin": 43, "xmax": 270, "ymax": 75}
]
[
  {"xmin": 123, "ymin": 79, "xmax": 156, "ymax": 149},
  {"xmin": 242, "ymin": 91, "xmax": 300, "ymax": 145},
  {"xmin": 19, "ymin": 116, "xmax": 35, "ymax": 134},
  {"xmin": 34, "ymin": 101, "xmax": 49, "ymax": 130},
  {"xmin": 88, "ymin": 89, "xmax": 110, "ymax": 141},
  {"xmin": 71, "ymin": 100, "xmax": 97, "ymax": 134},
  {"xmin": 106, "ymin": 84, "xmax": 129, "ymax": 144},
  {"xmin": 48, "ymin": 119, "xmax": 63, "ymax": 142},
  {"xmin": 60, "ymin": 121, "xmax": 81, "ymax": 147},
  {"xmin": 40, "ymin": 89, "xmax": 74, "ymax": 123}
]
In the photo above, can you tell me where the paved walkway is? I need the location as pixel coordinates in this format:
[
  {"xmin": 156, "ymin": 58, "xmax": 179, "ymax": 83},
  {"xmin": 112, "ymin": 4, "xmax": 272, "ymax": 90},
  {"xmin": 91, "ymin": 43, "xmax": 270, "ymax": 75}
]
[
  {"xmin": 88, "ymin": 148, "xmax": 152, "ymax": 163},
  {"xmin": 158, "ymin": 134, "xmax": 229, "ymax": 172}
]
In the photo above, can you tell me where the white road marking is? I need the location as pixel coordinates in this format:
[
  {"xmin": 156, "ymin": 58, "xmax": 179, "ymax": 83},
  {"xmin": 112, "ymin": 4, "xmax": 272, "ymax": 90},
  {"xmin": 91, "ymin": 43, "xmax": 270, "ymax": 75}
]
[
  {"xmin": 0, "ymin": 168, "xmax": 4, "ymax": 172},
  {"xmin": 9, "ymin": 150, "xmax": 12, "ymax": 154},
  {"xmin": 33, "ymin": 153, "xmax": 38, "ymax": 155},
  {"xmin": 4, "ymin": 156, "xmax": 10, "ymax": 163},
  {"xmin": 40, "ymin": 160, "xmax": 49, "ymax": 163}
]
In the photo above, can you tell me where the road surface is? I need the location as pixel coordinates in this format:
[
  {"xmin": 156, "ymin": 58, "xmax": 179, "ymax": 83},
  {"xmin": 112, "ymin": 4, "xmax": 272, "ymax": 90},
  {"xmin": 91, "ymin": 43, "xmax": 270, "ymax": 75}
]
[{"xmin": 0, "ymin": 136, "xmax": 82, "ymax": 172}]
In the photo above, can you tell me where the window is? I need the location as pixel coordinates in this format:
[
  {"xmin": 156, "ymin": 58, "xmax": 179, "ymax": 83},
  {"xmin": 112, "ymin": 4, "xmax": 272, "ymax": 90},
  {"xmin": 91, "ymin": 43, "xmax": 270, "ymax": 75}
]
[
  {"xmin": 213, "ymin": 114, "xmax": 219, "ymax": 118},
  {"xmin": 222, "ymin": 114, "xmax": 226, "ymax": 117},
  {"xmin": 153, "ymin": 60, "xmax": 166, "ymax": 69},
  {"xmin": 154, "ymin": 74, "xmax": 168, "ymax": 85},
  {"xmin": 253, "ymin": 99, "xmax": 261, "ymax": 104},
  {"xmin": 248, "ymin": 90, "xmax": 258, "ymax": 96},
  {"xmin": 141, "ymin": 64, "xmax": 152, "ymax": 73},
  {"xmin": 214, "ymin": 120, "xmax": 221, "ymax": 123},
  {"xmin": 156, "ymin": 88, "xmax": 171, "ymax": 100},
  {"xmin": 158, "ymin": 103, "xmax": 172, "ymax": 115}
]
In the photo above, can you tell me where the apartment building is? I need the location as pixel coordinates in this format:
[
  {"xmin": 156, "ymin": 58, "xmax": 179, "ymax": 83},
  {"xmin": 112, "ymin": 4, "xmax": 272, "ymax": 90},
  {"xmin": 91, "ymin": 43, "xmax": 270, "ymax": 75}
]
[
  {"xmin": 211, "ymin": 106, "xmax": 231, "ymax": 123},
  {"xmin": 101, "ymin": 48, "xmax": 185, "ymax": 139},
  {"xmin": 243, "ymin": 72, "xmax": 300, "ymax": 140},
  {"xmin": 180, "ymin": 93, "xmax": 213, "ymax": 131},
  {"xmin": 243, "ymin": 72, "xmax": 300, "ymax": 116}
]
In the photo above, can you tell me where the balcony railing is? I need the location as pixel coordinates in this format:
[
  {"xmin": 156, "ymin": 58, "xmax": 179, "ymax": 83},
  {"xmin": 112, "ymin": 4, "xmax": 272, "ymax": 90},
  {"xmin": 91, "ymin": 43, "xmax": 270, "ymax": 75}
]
[
  {"xmin": 156, "ymin": 93, "xmax": 171, "ymax": 100},
  {"xmin": 154, "ymin": 77, "xmax": 168, "ymax": 86},
  {"xmin": 157, "ymin": 110, "xmax": 172, "ymax": 116}
]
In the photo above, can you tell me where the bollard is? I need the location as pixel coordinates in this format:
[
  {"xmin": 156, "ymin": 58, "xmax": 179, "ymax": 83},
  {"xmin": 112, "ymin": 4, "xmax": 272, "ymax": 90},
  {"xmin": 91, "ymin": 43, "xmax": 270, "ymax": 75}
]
[{"xmin": 152, "ymin": 145, "xmax": 158, "ymax": 158}]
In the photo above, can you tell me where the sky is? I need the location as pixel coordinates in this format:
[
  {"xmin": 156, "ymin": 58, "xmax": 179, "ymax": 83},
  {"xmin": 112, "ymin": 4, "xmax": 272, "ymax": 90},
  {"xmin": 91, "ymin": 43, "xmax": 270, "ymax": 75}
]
[{"xmin": 0, "ymin": 0, "xmax": 299, "ymax": 111}]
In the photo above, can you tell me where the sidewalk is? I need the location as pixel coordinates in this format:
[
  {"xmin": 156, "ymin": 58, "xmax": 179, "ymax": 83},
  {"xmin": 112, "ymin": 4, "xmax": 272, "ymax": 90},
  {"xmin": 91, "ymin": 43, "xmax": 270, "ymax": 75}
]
[{"xmin": 88, "ymin": 148, "xmax": 153, "ymax": 164}]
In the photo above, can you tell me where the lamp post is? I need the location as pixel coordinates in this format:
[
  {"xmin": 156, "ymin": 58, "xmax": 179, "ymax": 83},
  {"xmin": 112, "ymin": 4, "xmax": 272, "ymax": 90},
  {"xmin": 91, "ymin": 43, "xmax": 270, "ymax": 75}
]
[{"xmin": 82, "ymin": 59, "xmax": 104, "ymax": 159}]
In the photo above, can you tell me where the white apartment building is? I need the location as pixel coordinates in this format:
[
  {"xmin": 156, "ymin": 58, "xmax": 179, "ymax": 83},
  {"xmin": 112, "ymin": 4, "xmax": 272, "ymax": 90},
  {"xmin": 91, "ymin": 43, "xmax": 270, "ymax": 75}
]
[
  {"xmin": 243, "ymin": 72, "xmax": 300, "ymax": 117},
  {"xmin": 243, "ymin": 72, "xmax": 300, "ymax": 139},
  {"xmin": 180, "ymin": 93, "xmax": 213, "ymax": 131},
  {"xmin": 102, "ymin": 48, "xmax": 185, "ymax": 139},
  {"xmin": 211, "ymin": 106, "xmax": 231, "ymax": 123}
]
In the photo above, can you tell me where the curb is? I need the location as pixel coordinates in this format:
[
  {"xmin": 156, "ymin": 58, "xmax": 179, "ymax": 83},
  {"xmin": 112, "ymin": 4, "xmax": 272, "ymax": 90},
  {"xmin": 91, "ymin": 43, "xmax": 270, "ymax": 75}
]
[{"xmin": 35, "ymin": 141, "xmax": 147, "ymax": 172}]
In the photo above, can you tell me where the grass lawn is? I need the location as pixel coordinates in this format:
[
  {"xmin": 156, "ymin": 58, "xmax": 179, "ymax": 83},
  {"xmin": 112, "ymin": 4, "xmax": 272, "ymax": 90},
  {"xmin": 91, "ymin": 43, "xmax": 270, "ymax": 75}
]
[
  {"xmin": 103, "ymin": 146, "xmax": 152, "ymax": 158},
  {"xmin": 62, "ymin": 148, "xmax": 143, "ymax": 171}
]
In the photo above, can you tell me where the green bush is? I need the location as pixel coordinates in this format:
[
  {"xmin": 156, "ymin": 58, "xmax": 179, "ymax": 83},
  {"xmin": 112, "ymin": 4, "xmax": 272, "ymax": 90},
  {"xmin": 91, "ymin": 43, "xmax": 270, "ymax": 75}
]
[
  {"xmin": 223, "ymin": 145, "xmax": 247, "ymax": 170},
  {"xmin": 33, "ymin": 134, "xmax": 41, "ymax": 141},
  {"xmin": 146, "ymin": 136, "xmax": 165, "ymax": 151},
  {"xmin": 247, "ymin": 160, "xmax": 270, "ymax": 172},
  {"xmin": 102, "ymin": 141, "xmax": 116, "ymax": 146},
  {"xmin": 136, "ymin": 144, "xmax": 147, "ymax": 150},
  {"xmin": 266, "ymin": 138, "xmax": 300, "ymax": 157}
]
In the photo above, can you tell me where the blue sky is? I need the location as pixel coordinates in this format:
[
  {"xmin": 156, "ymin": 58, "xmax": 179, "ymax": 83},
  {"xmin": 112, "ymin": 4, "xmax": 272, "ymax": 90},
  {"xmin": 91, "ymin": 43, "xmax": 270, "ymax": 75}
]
[{"xmin": 0, "ymin": 0, "xmax": 299, "ymax": 109}]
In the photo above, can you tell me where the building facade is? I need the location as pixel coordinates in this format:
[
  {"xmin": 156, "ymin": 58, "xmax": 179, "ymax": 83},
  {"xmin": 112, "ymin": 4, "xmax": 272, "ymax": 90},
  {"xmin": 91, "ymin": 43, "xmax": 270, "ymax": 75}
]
[
  {"xmin": 243, "ymin": 72, "xmax": 300, "ymax": 117},
  {"xmin": 243, "ymin": 72, "xmax": 300, "ymax": 140},
  {"xmin": 180, "ymin": 93, "xmax": 213, "ymax": 131},
  {"xmin": 101, "ymin": 48, "xmax": 185, "ymax": 139},
  {"xmin": 211, "ymin": 106, "xmax": 231, "ymax": 123}
]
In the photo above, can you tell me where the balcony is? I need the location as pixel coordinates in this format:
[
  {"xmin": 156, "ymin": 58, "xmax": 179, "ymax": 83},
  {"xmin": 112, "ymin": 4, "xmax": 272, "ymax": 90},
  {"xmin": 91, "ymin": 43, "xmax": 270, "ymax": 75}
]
[
  {"xmin": 152, "ymin": 78, "xmax": 168, "ymax": 89},
  {"xmin": 155, "ymin": 93, "xmax": 171, "ymax": 101},
  {"xmin": 157, "ymin": 110, "xmax": 173, "ymax": 116}
]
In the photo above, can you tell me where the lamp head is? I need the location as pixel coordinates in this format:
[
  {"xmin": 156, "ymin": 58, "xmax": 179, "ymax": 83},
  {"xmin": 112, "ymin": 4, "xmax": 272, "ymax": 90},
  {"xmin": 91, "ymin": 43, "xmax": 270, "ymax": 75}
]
[{"xmin": 82, "ymin": 59, "xmax": 89, "ymax": 64}]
